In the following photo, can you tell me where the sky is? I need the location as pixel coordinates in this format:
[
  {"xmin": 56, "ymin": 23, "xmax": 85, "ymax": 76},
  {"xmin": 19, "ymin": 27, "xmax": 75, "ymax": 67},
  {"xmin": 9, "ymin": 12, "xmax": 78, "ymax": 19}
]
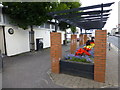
[{"xmin": 80, "ymin": 0, "xmax": 119, "ymax": 32}]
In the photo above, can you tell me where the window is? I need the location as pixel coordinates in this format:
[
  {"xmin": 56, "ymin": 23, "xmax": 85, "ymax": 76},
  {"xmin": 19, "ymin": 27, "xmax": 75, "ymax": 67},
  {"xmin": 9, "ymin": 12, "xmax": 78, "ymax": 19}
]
[
  {"xmin": 40, "ymin": 24, "xmax": 45, "ymax": 28},
  {"xmin": 115, "ymin": 32, "xmax": 119, "ymax": 34},
  {"xmin": 51, "ymin": 25, "xmax": 55, "ymax": 29},
  {"xmin": 58, "ymin": 26, "xmax": 60, "ymax": 30},
  {"xmin": 45, "ymin": 23, "xmax": 50, "ymax": 29}
]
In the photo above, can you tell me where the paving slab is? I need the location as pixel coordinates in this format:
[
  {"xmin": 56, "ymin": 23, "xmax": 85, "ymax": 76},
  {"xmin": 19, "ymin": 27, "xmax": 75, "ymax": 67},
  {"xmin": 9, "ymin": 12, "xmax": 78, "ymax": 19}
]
[
  {"xmin": 2, "ymin": 48, "xmax": 65, "ymax": 88},
  {"xmin": 2, "ymin": 42, "xmax": 118, "ymax": 88}
]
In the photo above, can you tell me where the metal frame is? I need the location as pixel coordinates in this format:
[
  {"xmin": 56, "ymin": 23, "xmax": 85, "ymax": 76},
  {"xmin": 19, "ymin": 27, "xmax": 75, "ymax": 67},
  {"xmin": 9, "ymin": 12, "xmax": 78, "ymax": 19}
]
[
  {"xmin": 48, "ymin": 2, "xmax": 114, "ymax": 32},
  {"xmin": 49, "ymin": 2, "xmax": 114, "ymax": 15}
]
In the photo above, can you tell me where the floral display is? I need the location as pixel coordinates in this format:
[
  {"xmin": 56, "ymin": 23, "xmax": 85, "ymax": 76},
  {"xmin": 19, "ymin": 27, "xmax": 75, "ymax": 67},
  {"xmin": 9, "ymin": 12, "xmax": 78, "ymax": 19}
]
[
  {"xmin": 64, "ymin": 52, "xmax": 94, "ymax": 63},
  {"xmin": 64, "ymin": 37, "xmax": 95, "ymax": 63}
]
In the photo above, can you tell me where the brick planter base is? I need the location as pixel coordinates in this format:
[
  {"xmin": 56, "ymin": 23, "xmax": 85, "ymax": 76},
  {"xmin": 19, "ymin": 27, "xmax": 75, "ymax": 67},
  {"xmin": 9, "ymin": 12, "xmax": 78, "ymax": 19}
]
[{"xmin": 60, "ymin": 60, "xmax": 94, "ymax": 79}]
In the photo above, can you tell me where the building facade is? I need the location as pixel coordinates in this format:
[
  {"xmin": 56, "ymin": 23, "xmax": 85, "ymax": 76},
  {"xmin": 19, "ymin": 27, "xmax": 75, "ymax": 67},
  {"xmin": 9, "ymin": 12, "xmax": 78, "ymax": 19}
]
[{"xmin": 0, "ymin": 5, "xmax": 65, "ymax": 56}]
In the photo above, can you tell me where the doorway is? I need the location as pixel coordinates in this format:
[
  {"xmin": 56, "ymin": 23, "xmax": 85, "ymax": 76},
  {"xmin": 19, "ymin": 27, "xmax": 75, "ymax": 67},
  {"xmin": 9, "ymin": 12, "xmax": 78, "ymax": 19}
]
[{"xmin": 36, "ymin": 38, "xmax": 43, "ymax": 51}]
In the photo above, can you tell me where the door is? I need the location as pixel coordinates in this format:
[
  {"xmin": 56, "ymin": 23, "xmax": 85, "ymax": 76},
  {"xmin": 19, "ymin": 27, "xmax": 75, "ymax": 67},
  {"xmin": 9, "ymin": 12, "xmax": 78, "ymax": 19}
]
[{"xmin": 36, "ymin": 38, "xmax": 43, "ymax": 51}]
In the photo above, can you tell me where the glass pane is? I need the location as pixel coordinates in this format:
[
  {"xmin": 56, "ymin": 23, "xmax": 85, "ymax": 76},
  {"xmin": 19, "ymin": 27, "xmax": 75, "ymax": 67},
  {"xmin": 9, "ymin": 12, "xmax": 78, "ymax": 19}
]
[
  {"xmin": 52, "ymin": 25, "xmax": 55, "ymax": 29},
  {"xmin": 45, "ymin": 23, "xmax": 50, "ymax": 29},
  {"xmin": 40, "ymin": 24, "xmax": 44, "ymax": 28}
]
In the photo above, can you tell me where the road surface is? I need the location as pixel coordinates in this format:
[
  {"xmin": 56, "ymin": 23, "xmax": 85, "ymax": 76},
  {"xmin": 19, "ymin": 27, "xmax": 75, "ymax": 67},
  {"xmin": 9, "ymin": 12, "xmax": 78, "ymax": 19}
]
[{"xmin": 107, "ymin": 36, "xmax": 119, "ymax": 49}]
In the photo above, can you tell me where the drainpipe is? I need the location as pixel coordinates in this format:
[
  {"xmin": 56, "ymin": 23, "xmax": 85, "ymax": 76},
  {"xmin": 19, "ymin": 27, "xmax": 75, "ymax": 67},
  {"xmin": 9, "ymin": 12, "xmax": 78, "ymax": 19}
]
[{"xmin": 2, "ymin": 26, "xmax": 7, "ymax": 55}]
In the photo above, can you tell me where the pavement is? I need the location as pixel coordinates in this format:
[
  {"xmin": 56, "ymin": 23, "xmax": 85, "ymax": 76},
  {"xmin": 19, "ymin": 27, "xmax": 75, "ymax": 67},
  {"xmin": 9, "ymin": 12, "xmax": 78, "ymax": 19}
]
[
  {"xmin": 49, "ymin": 42, "xmax": 119, "ymax": 88},
  {"xmin": 107, "ymin": 36, "xmax": 119, "ymax": 49},
  {"xmin": 1, "ymin": 41, "xmax": 119, "ymax": 89},
  {"xmin": 2, "ymin": 49, "xmax": 64, "ymax": 88},
  {"xmin": 107, "ymin": 36, "xmax": 119, "ymax": 51}
]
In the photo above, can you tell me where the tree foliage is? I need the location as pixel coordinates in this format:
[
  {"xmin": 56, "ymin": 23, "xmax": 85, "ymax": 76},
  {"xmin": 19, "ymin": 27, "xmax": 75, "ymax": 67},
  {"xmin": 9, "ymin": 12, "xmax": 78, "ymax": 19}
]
[
  {"xmin": 3, "ymin": 2, "xmax": 53, "ymax": 29},
  {"xmin": 71, "ymin": 26, "xmax": 76, "ymax": 34},
  {"xmin": 55, "ymin": 2, "xmax": 81, "ymax": 30},
  {"xmin": 3, "ymin": 2, "xmax": 81, "ymax": 30}
]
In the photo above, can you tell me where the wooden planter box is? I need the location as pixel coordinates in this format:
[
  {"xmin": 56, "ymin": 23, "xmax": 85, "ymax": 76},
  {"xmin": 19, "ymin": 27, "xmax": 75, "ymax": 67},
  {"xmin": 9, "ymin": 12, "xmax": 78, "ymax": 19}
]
[{"xmin": 60, "ymin": 60, "xmax": 94, "ymax": 79}]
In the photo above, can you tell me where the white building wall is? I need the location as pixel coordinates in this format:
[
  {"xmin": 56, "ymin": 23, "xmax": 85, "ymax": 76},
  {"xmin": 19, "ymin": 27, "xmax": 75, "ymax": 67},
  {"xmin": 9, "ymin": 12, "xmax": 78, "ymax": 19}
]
[
  {"xmin": 34, "ymin": 28, "xmax": 65, "ymax": 50},
  {"xmin": 4, "ymin": 25, "xmax": 65, "ymax": 56},
  {"xmin": 5, "ymin": 26, "xmax": 30, "ymax": 56},
  {"xmin": 3, "ymin": 13, "xmax": 65, "ymax": 56},
  {"xmin": 58, "ymin": 30, "xmax": 65, "ymax": 44},
  {"xmin": 0, "ymin": 5, "xmax": 4, "ymax": 26},
  {"xmin": 111, "ymin": 28, "xmax": 116, "ymax": 35},
  {"xmin": 66, "ymin": 28, "xmax": 80, "ymax": 40},
  {"xmin": 34, "ymin": 28, "xmax": 51, "ymax": 49},
  {"xmin": 67, "ymin": 34, "xmax": 80, "ymax": 39}
]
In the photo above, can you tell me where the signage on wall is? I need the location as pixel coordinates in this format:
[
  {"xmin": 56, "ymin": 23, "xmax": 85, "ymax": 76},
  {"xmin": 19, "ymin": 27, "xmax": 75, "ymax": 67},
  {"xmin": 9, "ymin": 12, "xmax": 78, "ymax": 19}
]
[{"xmin": 8, "ymin": 28, "xmax": 14, "ymax": 35}]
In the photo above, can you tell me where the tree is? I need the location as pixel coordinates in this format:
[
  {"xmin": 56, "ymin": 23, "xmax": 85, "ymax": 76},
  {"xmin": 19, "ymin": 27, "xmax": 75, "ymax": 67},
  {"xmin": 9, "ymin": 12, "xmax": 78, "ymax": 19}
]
[
  {"xmin": 3, "ymin": 2, "xmax": 54, "ymax": 51},
  {"xmin": 59, "ymin": 21, "xmax": 71, "ymax": 45},
  {"xmin": 54, "ymin": 2, "xmax": 81, "ymax": 45},
  {"xmin": 70, "ymin": 26, "xmax": 76, "ymax": 34},
  {"xmin": 3, "ymin": 2, "xmax": 81, "ymax": 49}
]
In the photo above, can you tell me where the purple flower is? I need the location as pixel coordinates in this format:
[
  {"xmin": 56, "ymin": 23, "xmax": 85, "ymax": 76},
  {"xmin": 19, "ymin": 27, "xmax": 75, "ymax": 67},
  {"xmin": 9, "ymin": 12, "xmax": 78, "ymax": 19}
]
[
  {"xmin": 86, "ymin": 58, "xmax": 93, "ymax": 62},
  {"xmin": 64, "ymin": 54, "xmax": 75, "ymax": 60},
  {"xmin": 89, "ymin": 49, "xmax": 94, "ymax": 57},
  {"xmin": 81, "ymin": 56, "xmax": 85, "ymax": 58},
  {"xmin": 75, "ymin": 56, "xmax": 82, "ymax": 59}
]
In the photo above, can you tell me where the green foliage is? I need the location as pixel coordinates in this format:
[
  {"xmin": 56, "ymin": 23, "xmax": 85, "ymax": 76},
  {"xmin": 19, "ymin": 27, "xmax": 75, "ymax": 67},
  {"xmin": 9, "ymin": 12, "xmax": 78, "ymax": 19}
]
[
  {"xmin": 3, "ymin": 2, "xmax": 81, "ymax": 30},
  {"xmin": 70, "ymin": 26, "xmax": 76, "ymax": 34},
  {"xmin": 68, "ymin": 57, "xmax": 91, "ymax": 63},
  {"xmin": 59, "ymin": 21, "xmax": 71, "ymax": 30},
  {"xmin": 3, "ymin": 2, "xmax": 54, "ymax": 29},
  {"xmin": 57, "ymin": 2, "xmax": 81, "ymax": 31}
]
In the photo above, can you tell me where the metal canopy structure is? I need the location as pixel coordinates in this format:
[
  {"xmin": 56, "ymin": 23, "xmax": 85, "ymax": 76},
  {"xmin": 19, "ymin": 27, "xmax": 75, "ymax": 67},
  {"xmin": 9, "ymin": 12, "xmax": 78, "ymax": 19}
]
[{"xmin": 48, "ymin": 2, "xmax": 114, "ymax": 31}]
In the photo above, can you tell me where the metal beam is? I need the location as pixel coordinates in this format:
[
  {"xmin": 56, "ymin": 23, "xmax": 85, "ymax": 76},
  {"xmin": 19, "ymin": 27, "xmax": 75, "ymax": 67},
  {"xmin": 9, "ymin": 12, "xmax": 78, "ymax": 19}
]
[
  {"xmin": 54, "ymin": 9, "xmax": 111, "ymax": 19},
  {"xmin": 68, "ymin": 17, "xmax": 108, "ymax": 22},
  {"xmin": 48, "ymin": 2, "xmax": 114, "ymax": 15},
  {"xmin": 77, "ymin": 21, "xmax": 106, "ymax": 30},
  {"xmin": 68, "ymin": 14, "xmax": 110, "ymax": 20},
  {"xmin": 48, "ymin": 2, "xmax": 114, "ymax": 30},
  {"xmin": 58, "ymin": 18, "xmax": 84, "ymax": 29},
  {"xmin": 58, "ymin": 18, "xmax": 106, "ymax": 30}
]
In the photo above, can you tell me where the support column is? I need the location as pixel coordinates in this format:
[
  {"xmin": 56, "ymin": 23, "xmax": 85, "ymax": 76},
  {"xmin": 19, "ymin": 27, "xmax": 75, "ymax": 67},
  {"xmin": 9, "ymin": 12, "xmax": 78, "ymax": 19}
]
[
  {"xmin": 94, "ymin": 30, "xmax": 107, "ymax": 82},
  {"xmin": 50, "ymin": 32, "xmax": 62, "ymax": 74},
  {"xmin": 70, "ymin": 35, "xmax": 77, "ymax": 54},
  {"xmin": 79, "ymin": 34, "xmax": 83, "ymax": 46},
  {"xmin": 83, "ymin": 34, "xmax": 87, "ymax": 44}
]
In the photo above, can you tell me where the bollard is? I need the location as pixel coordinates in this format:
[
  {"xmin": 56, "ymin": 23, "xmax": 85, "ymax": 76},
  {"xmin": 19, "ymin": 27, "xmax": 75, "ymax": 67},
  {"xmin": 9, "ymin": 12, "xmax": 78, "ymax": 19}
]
[{"xmin": 109, "ymin": 43, "xmax": 111, "ymax": 51}]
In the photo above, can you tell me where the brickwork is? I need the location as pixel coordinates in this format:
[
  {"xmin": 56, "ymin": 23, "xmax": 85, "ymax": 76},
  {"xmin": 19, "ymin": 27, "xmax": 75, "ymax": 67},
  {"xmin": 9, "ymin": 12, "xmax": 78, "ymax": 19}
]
[
  {"xmin": 83, "ymin": 34, "xmax": 87, "ymax": 44},
  {"xmin": 70, "ymin": 35, "xmax": 77, "ymax": 54},
  {"xmin": 94, "ymin": 30, "xmax": 107, "ymax": 82},
  {"xmin": 50, "ymin": 32, "xmax": 62, "ymax": 74},
  {"xmin": 79, "ymin": 34, "xmax": 83, "ymax": 46}
]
